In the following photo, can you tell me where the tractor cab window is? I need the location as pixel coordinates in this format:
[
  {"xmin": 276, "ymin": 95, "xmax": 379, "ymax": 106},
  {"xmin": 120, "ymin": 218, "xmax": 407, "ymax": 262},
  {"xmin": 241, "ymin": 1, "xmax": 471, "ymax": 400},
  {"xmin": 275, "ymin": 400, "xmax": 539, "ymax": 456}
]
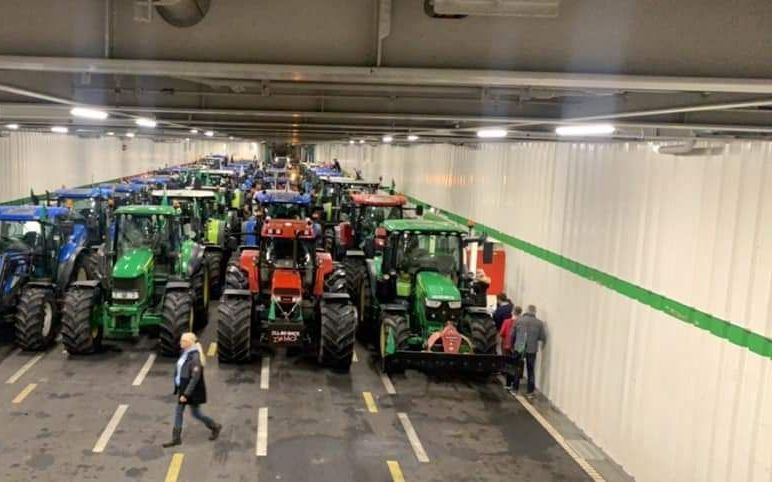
[
  {"xmin": 62, "ymin": 198, "xmax": 97, "ymax": 220},
  {"xmin": 395, "ymin": 232, "xmax": 461, "ymax": 279},
  {"xmin": 116, "ymin": 214, "xmax": 172, "ymax": 259},
  {"xmin": 359, "ymin": 206, "xmax": 401, "ymax": 234},
  {"xmin": 262, "ymin": 237, "xmax": 313, "ymax": 269},
  {"xmin": 264, "ymin": 204, "xmax": 307, "ymax": 220},
  {"xmin": 0, "ymin": 220, "xmax": 44, "ymax": 250}
]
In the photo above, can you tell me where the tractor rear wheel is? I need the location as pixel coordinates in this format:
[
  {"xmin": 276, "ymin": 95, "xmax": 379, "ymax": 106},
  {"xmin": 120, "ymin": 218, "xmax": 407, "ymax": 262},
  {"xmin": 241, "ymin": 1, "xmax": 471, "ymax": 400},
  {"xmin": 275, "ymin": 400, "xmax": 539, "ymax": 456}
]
[
  {"xmin": 317, "ymin": 300, "xmax": 357, "ymax": 371},
  {"xmin": 159, "ymin": 290, "xmax": 194, "ymax": 356},
  {"xmin": 61, "ymin": 287, "xmax": 103, "ymax": 355},
  {"xmin": 224, "ymin": 256, "xmax": 248, "ymax": 290},
  {"xmin": 217, "ymin": 296, "xmax": 252, "ymax": 363},
  {"xmin": 468, "ymin": 313, "xmax": 497, "ymax": 354},
  {"xmin": 72, "ymin": 251, "xmax": 99, "ymax": 285},
  {"xmin": 323, "ymin": 263, "xmax": 348, "ymax": 294},
  {"xmin": 205, "ymin": 250, "xmax": 224, "ymax": 298},
  {"xmin": 15, "ymin": 287, "xmax": 58, "ymax": 351},
  {"xmin": 380, "ymin": 314, "xmax": 410, "ymax": 374},
  {"xmin": 342, "ymin": 257, "xmax": 373, "ymax": 341},
  {"xmin": 192, "ymin": 266, "xmax": 210, "ymax": 329}
]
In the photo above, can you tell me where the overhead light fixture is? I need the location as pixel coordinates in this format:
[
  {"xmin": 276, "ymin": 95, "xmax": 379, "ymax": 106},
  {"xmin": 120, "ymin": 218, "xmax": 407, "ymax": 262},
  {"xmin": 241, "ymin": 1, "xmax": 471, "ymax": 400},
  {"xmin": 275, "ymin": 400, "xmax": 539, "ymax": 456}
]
[
  {"xmin": 50, "ymin": 126, "xmax": 68, "ymax": 134},
  {"xmin": 204, "ymin": 131, "xmax": 214, "ymax": 137},
  {"xmin": 70, "ymin": 107, "xmax": 109, "ymax": 120},
  {"xmin": 555, "ymin": 123, "xmax": 616, "ymax": 137},
  {"xmin": 190, "ymin": 129, "xmax": 199, "ymax": 134},
  {"xmin": 5, "ymin": 123, "xmax": 19, "ymax": 130},
  {"xmin": 407, "ymin": 134, "xmax": 419, "ymax": 142},
  {"xmin": 349, "ymin": 140, "xmax": 355, "ymax": 145},
  {"xmin": 382, "ymin": 135, "xmax": 394, "ymax": 143},
  {"xmin": 358, "ymin": 139, "xmax": 365, "ymax": 144},
  {"xmin": 185, "ymin": 138, "xmax": 191, "ymax": 142},
  {"xmin": 135, "ymin": 117, "xmax": 157, "ymax": 128},
  {"xmin": 430, "ymin": 0, "xmax": 560, "ymax": 17},
  {"xmin": 106, "ymin": 131, "xmax": 115, "ymax": 136},
  {"xmin": 125, "ymin": 132, "xmax": 135, "ymax": 138},
  {"xmin": 229, "ymin": 136, "xmax": 235, "ymax": 140},
  {"xmin": 477, "ymin": 128, "xmax": 507, "ymax": 138}
]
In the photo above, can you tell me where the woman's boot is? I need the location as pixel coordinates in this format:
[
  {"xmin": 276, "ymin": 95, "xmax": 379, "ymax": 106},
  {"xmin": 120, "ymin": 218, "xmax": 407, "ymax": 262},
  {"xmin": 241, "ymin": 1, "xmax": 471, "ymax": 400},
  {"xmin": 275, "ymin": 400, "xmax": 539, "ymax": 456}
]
[{"xmin": 162, "ymin": 428, "xmax": 182, "ymax": 447}]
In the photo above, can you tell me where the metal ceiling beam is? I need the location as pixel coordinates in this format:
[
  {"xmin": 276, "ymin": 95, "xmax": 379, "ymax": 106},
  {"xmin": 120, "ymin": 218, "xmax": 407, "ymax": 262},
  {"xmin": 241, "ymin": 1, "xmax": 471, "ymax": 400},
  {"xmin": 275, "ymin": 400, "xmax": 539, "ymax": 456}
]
[{"xmin": 0, "ymin": 55, "xmax": 771, "ymax": 94}]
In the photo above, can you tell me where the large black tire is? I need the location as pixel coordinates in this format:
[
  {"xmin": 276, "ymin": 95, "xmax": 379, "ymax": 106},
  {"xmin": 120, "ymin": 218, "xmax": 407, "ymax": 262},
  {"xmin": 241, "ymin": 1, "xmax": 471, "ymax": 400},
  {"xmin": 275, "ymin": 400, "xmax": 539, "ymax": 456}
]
[
  {"xmin": 159, "ymin": 290, "xmax": 194, "ymax": 356},
  {"xmin": 342, "ymin": 257, "xmax": 372, "ymax": 341},
  {"xmin": 317, "ymin": 301, "xmax": 357, "ymax": 371},
  {"xmin": 217, "ymin": 296, "xmax": 252, "ymax": 363},
  {"xmin": 61, "ymin": 287, "xmax": 103, "ymax": 355},
  {"xmin": 468, "ymin": 313, "xmax": 497, "ymax": 355},
  {"xmin": 323, "ymin": 263, "xmax": 348, "ymax": 294},
  {"xmin": 205, "ymin": 250, "xmax": 224, "ymax": 298},
  {"xmin": 192, "ymin": 266, "xmax": 210, "ymax": 329},
  {"xmin": 15, "ymin": 287, "xmax": 57, "ymax": 351},
  {"xmin": 380, "ymin": 313, "xmax": 410, "ymax": 374},
  {"xmin": 71, "ymin": 251, "xmax": 99, "ymax": 285},
  {"xmin": 224, "ymin": 257, "xmax": 248, "ymax": 290}
]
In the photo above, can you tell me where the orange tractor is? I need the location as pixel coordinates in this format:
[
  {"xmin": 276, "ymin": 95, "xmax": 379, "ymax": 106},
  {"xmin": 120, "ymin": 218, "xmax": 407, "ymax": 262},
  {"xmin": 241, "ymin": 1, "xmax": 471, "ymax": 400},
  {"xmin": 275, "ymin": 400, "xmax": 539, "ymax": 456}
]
[{"xmin": 216, "ymin": 218, "xmax": 356, "ymax": 371}]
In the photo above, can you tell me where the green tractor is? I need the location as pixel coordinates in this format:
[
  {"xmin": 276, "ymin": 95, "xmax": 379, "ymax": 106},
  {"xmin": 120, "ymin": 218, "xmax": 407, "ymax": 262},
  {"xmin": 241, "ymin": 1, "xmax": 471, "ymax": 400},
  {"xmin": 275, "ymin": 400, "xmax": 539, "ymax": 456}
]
[
  {"xmin": 60, "ymin": 205, "xmax": 211, "ymax": 356},
  {"xmin": 151, "ymin": 189, "xmax": 234, "ymax": 296},
  {"xmin": 356, "ymin": 219, "xmax": 501, "ymax": 374}
]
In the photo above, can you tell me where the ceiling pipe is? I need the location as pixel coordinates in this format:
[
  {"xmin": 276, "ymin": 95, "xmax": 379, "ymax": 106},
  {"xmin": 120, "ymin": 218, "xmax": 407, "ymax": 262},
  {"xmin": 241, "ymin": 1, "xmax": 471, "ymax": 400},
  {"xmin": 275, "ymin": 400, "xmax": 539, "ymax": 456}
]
[{"xmin": 0, "ymin": 56, "xmax": 771, "ymax": 94}]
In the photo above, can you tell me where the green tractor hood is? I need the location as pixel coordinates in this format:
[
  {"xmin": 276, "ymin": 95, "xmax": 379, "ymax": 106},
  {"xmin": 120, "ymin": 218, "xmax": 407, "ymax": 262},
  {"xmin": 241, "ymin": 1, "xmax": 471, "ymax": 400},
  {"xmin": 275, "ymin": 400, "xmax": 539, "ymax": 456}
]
[
  {"xmin": 112, "ymin": 248, "xmax": 154, "ymax": 279},
  {"xmin": 416, "ymin": 271, "xmax": 461, "ymax": 302}
]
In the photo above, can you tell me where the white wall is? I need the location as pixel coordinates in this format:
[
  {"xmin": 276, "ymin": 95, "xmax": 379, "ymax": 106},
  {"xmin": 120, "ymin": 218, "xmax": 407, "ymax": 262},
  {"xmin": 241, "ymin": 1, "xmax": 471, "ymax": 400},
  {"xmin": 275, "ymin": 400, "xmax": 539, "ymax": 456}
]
[
  {"xmin": 318, "ymin": 141, "xmax": 772, "ymax": 482},
  {"xmin": 0, "ymin": 131, "xmax": 260, "ymax": 202}
]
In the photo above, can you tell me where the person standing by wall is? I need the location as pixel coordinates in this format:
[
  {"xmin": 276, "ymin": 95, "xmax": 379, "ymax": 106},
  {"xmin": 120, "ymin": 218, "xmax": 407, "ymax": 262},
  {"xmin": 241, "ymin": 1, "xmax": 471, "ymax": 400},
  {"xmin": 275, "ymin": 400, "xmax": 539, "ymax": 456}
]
[
  {"xmin": 492, "ymin": 293, "xmax": 513, "ymax": 330},
  {"xmin": 163, "ymin": 333, "xmax": 221, "ymax": 447},
  {"xmin": 500, "ymin": 305, "xmax": 522, "ymax": 389},
  {"xmin": 511, "ymin": 305, "xmax": 546, "ymax": 396}
]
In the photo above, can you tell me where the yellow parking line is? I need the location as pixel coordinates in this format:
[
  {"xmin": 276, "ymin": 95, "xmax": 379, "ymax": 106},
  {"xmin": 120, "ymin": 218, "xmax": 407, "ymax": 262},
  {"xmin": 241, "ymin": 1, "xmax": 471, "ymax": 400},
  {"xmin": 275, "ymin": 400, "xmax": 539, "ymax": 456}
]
[
  {"xmin": 164, "ymin": 453, "xmax": 184, "ymax": 482},
  {"xmin": 362, "ymin": 391, "xmax": 378, "ymax": 413},
  {"xmin": 387, "ymin": 460, "xmax": 405, "ymax": 482},
  {"xmin": 12, "ymin": 383, "xmax": 37, "ymax": 404},
  {"xmin": 207, "ymin": 342, "xmax": 217, "ymax": 357}
]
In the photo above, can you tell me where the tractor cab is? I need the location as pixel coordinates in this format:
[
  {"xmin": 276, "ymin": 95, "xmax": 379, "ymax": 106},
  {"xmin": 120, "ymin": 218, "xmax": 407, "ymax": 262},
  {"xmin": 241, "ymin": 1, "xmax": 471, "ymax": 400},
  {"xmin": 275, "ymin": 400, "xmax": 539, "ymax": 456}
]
[
  {"xmin": 150, "ymin": 189, "xmax": 219, "ymax": 243},
  {"xmin": 262, "ymin": 168, "xmax": 289, "ymax": 190},
  {"xmin": 99, "ymin": 183, "xmax": 147, "ymax": 208},
  {"xmin": 47, "ymin": 188, "xmax": 109, "ymax": 248},
  {"xmin": 112, "ymin": 206, "xmax": 182, "ymax": 279},
  {"xmin": 317, "ymin": 176, "xmax": 381, "ymax": 223},
  {"xmin": 335, "ymin": 193, "xmax": 409, "ymax": 258},
  {"xmin": 254, "ymin": 190, "xmax": 312, "ymax": 220},
  {"xmin": 258, "ymin": 219, "xmax": 318, "ymax": 298},
  {"xmin": 0, "ymin": 206, "xmax": 71, "ymax": 282}
]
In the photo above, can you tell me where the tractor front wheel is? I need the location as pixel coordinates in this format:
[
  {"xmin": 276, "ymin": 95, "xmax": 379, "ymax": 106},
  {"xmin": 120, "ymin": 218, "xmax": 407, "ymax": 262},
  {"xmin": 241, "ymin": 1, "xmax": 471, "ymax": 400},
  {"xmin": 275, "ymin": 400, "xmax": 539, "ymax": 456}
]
[
  {"xmin": 159, "ymin": 290, "xmax": 194, "ymax": 356},
  {"xmin": 205, "ymin": 250, "xmax": 224, "ymax": 298},
  {"xmin": 224, "ymin": 255, "xmax": 248, "ymax": 290},
  {"xmin": 192, "ymin": 266, "xmax": 210, "ymax": 329},
  {"xmin": 216, "ymin": 296, "xmax": 252, "ymax": 363},
  {"xmin": 380, "ymin": 314, "xmax": 410, "ymax": 374},
  {"xmin": 318, "ymin": 300, "xmax": 357, "ymax": 372},
  {"xmin": 61, "ymin": 287, "xmax": 103, "ymax": 355},
  {"xmin": 468, "ymin": 313, "xmax": 497, "ymax": 355},
  {"xmin": 15, "ymin": 287, "xmax": 58, "ymax": 351},
  {"xmin": 342, "ymin": 258, "xmax": 371, "ymax": 339}
]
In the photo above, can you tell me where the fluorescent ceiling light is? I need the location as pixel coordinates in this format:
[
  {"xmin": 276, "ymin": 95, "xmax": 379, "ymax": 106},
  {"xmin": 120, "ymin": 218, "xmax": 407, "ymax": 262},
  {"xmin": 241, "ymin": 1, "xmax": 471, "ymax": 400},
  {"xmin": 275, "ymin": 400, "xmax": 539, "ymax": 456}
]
[
  {"xmin": 5, "ymin": 123, "xmax": 19, "ymax": 130},
  {"xmin": 432, "ymin": 0, "xmax": 560, "ymax": 17},
  {"xmin": 358, "ymin": 139, "xmax": 365, "ymax": 144},
  {"xmin": 135, "ymin": 117, "xmax": 157, "ymax": 128},
  {"xmin": 349, "ymin": 140, "xmax": 355, "ymax": 144},
  {"xmin": 185, "ymin": 138, "xmax": 191, "ymax": 142},
  {"xmin": 382, "ymin": 135, "xmax": 394, "ymax": 143},
  {"xmin": 229, "ymin": 136, "xmax": 235, "ymax": 140},
  {"xmin": 50, "ymin": 126, "xmax": 68, "ymax": 134},
  {"xmin": 555, "ymin": 123, "xmax": 616, "ymax": 137},
  {"xmin": 70, "ymin": 107, "xmax": 109, "ymax": 120},
  {"xmin": 477, "ymin": 128, "xmax": 507, "ymax": 138},
  {"xmin": 125, "ymin": 132, "xmax": 135, "ymax": 138},
  {"xmin": 106, "ymin": 131, "xmax": 115, "ymax": 136},
  {"xmin": 407, "ymin": 134, "xmax": 419, "ymax": 142},
  {"xmin": 204, "ymin": 131, "xmax": 214, "ymax": 137},
  {"xmin": 190, "ymin": 129, "xmax": 199, "ymax": 134}
]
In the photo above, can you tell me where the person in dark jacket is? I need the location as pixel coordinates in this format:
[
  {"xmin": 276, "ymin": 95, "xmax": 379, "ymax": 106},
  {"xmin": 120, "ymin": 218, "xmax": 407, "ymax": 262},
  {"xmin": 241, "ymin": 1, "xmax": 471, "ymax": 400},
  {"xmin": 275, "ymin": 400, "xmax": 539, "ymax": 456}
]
[
  {"xmin": 511, "ymin": 305, "xmax": 546, "ymax": 396},
  {"xmin": 163, "ymin": 332, "xmax": 221, "ymax": 447},
  {"xmin": 492, "ymin": 293, "xmax": 513, "ymax": 330}
]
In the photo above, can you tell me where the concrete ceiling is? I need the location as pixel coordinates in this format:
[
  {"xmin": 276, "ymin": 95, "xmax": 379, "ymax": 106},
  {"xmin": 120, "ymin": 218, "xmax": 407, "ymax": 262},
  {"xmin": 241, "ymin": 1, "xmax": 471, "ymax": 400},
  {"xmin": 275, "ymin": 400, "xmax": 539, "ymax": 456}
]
[{"xmin": 0, "ymin": 0, "xmax": 770, "ymax": 143}]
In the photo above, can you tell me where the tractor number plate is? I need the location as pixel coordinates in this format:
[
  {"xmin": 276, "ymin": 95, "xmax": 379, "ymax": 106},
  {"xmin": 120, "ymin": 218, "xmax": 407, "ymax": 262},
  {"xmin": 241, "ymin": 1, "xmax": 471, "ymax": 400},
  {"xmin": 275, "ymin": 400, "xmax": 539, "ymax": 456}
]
[{"xmin": 269, "ymin": 325, "xmax": 304, "ymax": 346}]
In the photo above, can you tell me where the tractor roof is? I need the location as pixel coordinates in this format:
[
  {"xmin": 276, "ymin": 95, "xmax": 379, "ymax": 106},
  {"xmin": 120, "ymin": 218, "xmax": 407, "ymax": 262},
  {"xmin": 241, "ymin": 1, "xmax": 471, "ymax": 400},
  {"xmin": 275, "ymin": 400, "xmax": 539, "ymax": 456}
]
[
  {"xmin": 382, "ymin": 219, "xmax": 465, "ymax": 234},
  {"xmin": 114, "ymin": 205, "xmax": 178, "ymax": 216},
  {"xmin": 350, "ymin": 193, "xmax": 407, "ymax": 207},
  {"xmin": 261, "ymin": 219, "xmax": 315, "ymax": 239},
  {"xmin": 100, "ymin": 183, "xmax": 145, "ymax": 194},
  {"xmin": 255, "ymin": 190, "xmax": 311, "ymax": 205},
  {"xmin": 0, "ymin": 205, "xmax": 70, "ymax": 222},
  {"xmin": 52, "ymin": 187, "xmax": 105, "ymax": 199},
  {"xmin": 151, "ymin": 189, "xmax": 216, "ymax": 199},
  {"xmin": 130, "ymin": 175, "xmax": 174, "ymax": 185}
]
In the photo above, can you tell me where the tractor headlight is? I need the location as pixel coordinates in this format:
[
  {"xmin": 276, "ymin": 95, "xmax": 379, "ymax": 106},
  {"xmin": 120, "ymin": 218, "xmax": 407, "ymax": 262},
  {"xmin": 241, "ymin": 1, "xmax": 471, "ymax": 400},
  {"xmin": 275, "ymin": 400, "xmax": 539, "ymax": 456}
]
[
  {"xmin": 113, "ymin": 290, "xmax": 140, "ymax": 300},
  {"xmin": 447, "ymin": 301, "xmax": 462, "ymax": 309},
  {"xmin": 425, "ymin": 299, "xmax": 442, "ymax": 308}
]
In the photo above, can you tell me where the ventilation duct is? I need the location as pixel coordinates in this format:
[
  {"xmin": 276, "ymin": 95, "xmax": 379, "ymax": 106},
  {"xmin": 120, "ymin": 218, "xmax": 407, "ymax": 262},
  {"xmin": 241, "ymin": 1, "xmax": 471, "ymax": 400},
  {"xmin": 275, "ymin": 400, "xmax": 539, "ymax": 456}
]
[
  {"xmin": 134, "ymin": 0, "xmax": 211, "ymax": 27},
  {"xmin": 425, "ymin": 0, "xmax": 560, "ymax": 18}
]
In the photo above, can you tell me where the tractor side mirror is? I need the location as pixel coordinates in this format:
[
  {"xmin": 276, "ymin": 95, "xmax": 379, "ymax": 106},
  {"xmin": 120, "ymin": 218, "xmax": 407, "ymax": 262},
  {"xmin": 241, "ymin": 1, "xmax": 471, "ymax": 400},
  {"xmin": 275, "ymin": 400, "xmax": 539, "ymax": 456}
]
[
  {"xmin": 482, "ymin": 241, "xmax": 494, "ymax": 264},
  {"xmin": 415, "ymin": 205, "xmax": 424, "ymax": 216}
]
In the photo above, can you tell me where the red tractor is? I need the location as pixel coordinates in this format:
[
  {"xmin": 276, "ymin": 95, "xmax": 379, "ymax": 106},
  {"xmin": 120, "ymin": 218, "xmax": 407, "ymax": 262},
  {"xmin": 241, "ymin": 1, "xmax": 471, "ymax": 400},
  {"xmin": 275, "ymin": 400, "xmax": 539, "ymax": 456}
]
[{"xmin": 216, "ymin": 218, "xmax": 357, "ymax": 371}]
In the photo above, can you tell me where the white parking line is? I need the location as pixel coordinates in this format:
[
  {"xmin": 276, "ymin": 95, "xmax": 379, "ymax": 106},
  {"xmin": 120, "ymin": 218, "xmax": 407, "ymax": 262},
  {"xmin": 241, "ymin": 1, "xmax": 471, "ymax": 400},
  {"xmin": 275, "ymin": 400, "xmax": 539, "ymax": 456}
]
[
  {"xmin": 131, "ymin": 354, "xmax": 157, "ymax": 387},
  {"xmin": 5, "ymin": 353, "xmax": 44, "ymax": 385},
  {"xmin": 260, "ymin": 356, "xmax": 270, "ymax": 390},
  {"xmin": 256, "ymin": 407, "xmax": 268, "ymax": 456},
  {"xmin": 93, "ymin": 404, "xmax": 129, "ymax": 453},
  {"xmin": 380, "ymin": 372, "xmax": 396, "ymax": 395},
  {"xmin": 397, "ymin": 412, "xmax": 430, "ymax": 463},
  {"xmin": 514, "ymin": 394, "xmax": 606, "ymax": 482}
]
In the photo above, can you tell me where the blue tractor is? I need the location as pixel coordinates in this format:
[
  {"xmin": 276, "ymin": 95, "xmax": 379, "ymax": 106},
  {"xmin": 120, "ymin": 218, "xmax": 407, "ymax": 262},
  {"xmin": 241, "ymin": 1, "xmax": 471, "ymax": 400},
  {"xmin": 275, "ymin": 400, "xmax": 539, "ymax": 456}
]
[
  {"xmin": 0, "ymin": 206, "xmax": 93, "ymax": 350},
  {"xmin": 98, "ymin": 183, "xmax": 147, "ymax": 207}
]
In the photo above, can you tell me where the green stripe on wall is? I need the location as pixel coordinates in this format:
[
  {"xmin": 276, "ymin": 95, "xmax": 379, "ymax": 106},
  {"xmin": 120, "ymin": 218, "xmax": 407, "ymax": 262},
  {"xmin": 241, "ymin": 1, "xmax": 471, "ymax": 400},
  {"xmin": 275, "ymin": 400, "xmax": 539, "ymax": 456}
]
[{"xmin": 408, "ymin": 195, "xmax": 772, "ymax": 359}]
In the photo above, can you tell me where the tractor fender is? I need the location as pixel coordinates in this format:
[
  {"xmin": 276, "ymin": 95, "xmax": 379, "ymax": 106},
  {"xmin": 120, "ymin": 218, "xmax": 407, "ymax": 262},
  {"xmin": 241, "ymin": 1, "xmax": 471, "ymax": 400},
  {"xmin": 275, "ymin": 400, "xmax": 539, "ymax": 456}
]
[
  {"xmin": 365, "ymin": 258, "xmax": 378, "ymax": 301},
  {"xmin": 321, "ymin": 292, "xmax": 350, "ymax": 302},
  {"xmin": 57, "ymin": 223, "xmax": 88, "ymax": 265},
  {"xmin": 25, "ymin": 281, "xmax": 56, "ymax": 290},
  {"xmin": 70, "ymin": 280, "xmax": 100, "ymax": 289},
  {"xmin": 380, "ymin": 302, "xmax": 408, "ymax": 314},
  {"xmin": 221, "ymin": 288, "xmax": 252, "ymax": 298},
  {"xmin": 57, "ymin": 246, "xmax": 89, "ymax": 290},
  {"xmin": 463, "ymin": 306, "xmax": 490, "ymax": 316},
  {"xmin": 237, "ymin": 249, "xmax": 260, "ymax": 293},
  {"xmin": 344, "ymin": 250, "xmax": 365, "ymax": 258},
  {"xmin": 186, "ymin": 244, "xmax": 206, "ymax": 277},
  {"xmin": 165, "ymin": 281, "xmax": 191, "ymax": 291},
  {"xmin": 204, "ymin": 244, "xmax": 224, "ymax": 254}
]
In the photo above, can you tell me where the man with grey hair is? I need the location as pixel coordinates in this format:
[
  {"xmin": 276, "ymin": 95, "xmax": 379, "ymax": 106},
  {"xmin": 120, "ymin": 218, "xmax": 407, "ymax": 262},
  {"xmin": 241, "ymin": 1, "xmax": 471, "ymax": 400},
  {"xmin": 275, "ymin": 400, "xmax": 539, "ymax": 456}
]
[{"xmin": 511, "ymin": 304, "xmax": 546, "ymax": 395}]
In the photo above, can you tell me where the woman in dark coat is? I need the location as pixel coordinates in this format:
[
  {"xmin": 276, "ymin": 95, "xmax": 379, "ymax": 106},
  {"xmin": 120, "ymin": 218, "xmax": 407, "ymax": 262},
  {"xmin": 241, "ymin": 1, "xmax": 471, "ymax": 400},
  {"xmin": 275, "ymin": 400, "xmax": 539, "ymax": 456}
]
[{"xmin": 163, "ymin": 332, "xmax": 221, "ymax": 447}]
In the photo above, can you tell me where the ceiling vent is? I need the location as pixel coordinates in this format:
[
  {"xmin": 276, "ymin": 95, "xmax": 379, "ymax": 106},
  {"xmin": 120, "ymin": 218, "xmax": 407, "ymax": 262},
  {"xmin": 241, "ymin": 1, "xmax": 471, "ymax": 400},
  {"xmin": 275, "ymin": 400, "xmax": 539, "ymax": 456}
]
[
  {"xmin": 134, "ymin": 0, "xmax": 211, "ymax": 27},
  {"xmin": 425, "ymin": 0, "xmax": 560, "ymax": 18}
]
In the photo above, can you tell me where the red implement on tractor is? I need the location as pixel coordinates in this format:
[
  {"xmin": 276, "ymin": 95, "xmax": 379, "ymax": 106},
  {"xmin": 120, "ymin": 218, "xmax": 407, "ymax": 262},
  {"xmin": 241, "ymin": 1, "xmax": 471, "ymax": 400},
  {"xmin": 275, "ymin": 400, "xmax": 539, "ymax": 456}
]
[{"xmin": 216, "ymin": 218, "xmax": 356, "ymax": 371}]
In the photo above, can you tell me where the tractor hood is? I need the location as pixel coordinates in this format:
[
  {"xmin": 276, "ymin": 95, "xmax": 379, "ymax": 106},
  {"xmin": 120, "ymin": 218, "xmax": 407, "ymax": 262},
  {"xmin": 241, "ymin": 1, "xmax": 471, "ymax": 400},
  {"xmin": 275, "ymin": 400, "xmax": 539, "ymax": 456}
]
[
  {"xmin": 271, "ymin": 269, "xmax": 302, "ymax": 297},
  {"xmin": 113, "ymin": 248, "xmax": 154, "ymax": 279},
  {"xmin": 416, "ymin": 271, "xmax": 461, "ymax": 301}
]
